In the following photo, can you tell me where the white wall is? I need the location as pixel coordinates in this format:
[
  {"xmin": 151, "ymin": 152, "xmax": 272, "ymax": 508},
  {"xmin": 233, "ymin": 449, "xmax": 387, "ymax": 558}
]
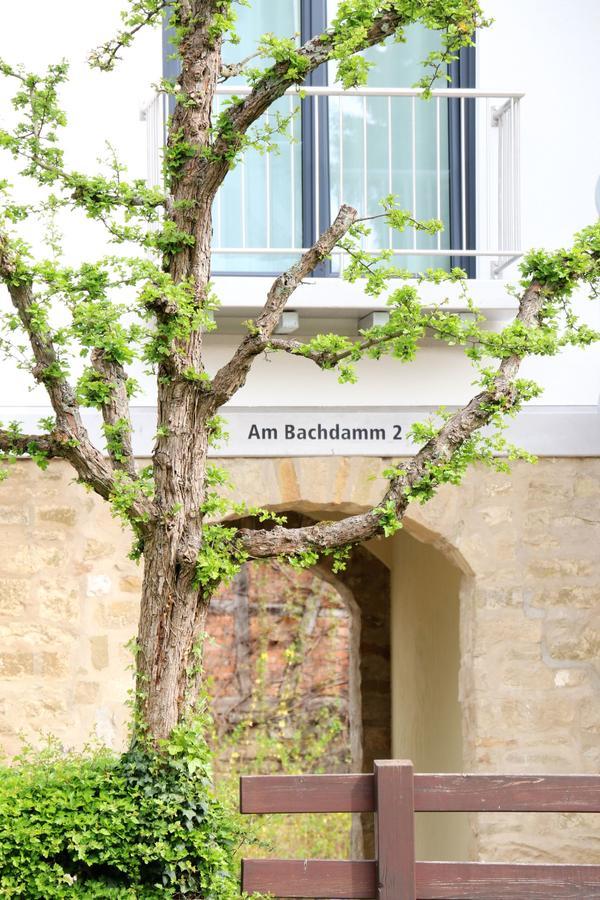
[
  {"xmin": 478, "ymin": 0, "xmax": 600, "ymax": 251},
  {"xmin": 0, "ymin": 2, "xmax": 598, "ymax": 422},
  {"xmin": 0, "ymin": 2, "xmax": 160, "ymax": 232}
]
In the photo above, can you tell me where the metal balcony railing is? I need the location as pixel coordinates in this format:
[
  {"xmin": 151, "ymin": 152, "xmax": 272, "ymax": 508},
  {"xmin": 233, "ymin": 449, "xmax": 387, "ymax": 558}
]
[{"xmin": 141, "ymin": 85, "xmax": 524, "ymax": 278}]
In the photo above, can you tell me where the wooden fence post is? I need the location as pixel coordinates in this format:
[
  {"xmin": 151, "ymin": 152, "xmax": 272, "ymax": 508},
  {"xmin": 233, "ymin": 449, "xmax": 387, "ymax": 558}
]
[{"xmin": 374, "ymin": 760, "xmax": 416, "ymax": 900}]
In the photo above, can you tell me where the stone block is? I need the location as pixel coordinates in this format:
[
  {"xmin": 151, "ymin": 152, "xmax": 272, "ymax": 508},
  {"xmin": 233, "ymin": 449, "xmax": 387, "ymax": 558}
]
[
  {"xmin": 0, "ymin": 507, "xmax": 31, "ymax": 525},
  {"xmin": 545, "ymin": 624, "xmax": 600, "ymax": 662},
  {"xmin": 38, "ymin": 507, "xmax": 77, "ymax": 526},
  {"xmin": 0, "ymin": 579, "xmax": 30, "ymax": 616},
  {"xmin": 527, "ymin": 558, "xmax": 594, "ymax": 579},
  {"xmin": 0, "ymin": 544, "xmax": 62, "ymax": 576},
  {"xmin": 38, "ymin": 582, "xmax": 80, "ymax": 621},
  {"xmin": 74, "ymin": 681, "xmax": 100, "ymax": 704},
  {"xmin": 119, "ymin": 575, "xmax": 142, "ymax": 593},
  {"xmin": 99, "ymin": 599, "xmax": 139, "ymax": 627},
  {"xmin": 84, "ymin": 539, "xmax": 115, "ymax": 561},
  {"xmin": 40, "ymin": 651, "xmax": 70, "ymax": 677},
  {"xmin": 90, "ymin": 635, "xmax": 109, "ymax": 670},
  {"xmin": 530, "ymin": 586, "xmax": 599, "ymax": 609},
  {"xmin": 0, "ymin": 651, "xmax": 34, "ymax": 676}
]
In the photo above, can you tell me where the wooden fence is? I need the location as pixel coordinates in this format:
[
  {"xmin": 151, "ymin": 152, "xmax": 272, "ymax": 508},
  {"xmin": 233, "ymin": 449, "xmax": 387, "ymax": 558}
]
[{"xmin": 240, "ymin": 760, "xmax": 600, "ymax": 899}]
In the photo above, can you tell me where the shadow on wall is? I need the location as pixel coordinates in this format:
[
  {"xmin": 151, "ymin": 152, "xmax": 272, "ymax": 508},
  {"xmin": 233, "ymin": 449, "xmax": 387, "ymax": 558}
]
[{"xmin": 392, "ymin": 527, "xmax": 467, "ymax": 862}]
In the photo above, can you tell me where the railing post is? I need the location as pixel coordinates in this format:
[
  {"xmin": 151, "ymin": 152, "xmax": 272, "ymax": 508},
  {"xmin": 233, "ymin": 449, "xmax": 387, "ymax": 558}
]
[{"xmin": 374, "ymin": 760, "xmax": 416, "ymax": 900}]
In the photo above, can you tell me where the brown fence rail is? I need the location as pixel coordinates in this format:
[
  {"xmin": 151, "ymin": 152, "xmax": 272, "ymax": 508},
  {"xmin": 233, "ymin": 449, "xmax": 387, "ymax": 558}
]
[{"xmin": 240, "ymin": 760, "xmax": 600, "ymax": 899}]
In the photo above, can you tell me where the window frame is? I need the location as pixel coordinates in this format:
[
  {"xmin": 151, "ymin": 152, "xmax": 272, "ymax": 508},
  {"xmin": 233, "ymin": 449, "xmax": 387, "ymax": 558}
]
[{"xmin": 162, "ymin": 4, "xmax": 477, "ymax": 278}]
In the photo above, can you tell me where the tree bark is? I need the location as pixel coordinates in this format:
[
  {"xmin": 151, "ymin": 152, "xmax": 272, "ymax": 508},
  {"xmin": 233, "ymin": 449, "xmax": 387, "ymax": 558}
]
[
  {"xmin": 137, "ymin": 522, "xmax": 210, "ymax": 742},
  {"xmin": 133, "ymin": 6, "xmax": 227, "ymax": 742}
]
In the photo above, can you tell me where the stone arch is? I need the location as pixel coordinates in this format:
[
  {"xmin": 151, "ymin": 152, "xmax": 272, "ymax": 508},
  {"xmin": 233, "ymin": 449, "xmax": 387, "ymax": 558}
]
[
  {"xmin": 224, "ymin": 455, "xmax": 477, "ymax": 858},
  {"xmin": 224, "ymin": 456, "xmax": 474, "ymax": 577}
]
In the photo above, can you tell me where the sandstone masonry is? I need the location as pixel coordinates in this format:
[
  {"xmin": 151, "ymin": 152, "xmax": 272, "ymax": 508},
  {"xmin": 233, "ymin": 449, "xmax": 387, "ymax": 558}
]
[{"xmin": 0, "ymin": 457, "xmax": 598, "ymax": 864}]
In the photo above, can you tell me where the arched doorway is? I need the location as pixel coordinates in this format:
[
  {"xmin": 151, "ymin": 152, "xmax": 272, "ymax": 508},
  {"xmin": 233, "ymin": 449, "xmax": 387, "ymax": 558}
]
[{"xmin": 207, "ymin": 510, "xmax": 391, "ymax": 856}]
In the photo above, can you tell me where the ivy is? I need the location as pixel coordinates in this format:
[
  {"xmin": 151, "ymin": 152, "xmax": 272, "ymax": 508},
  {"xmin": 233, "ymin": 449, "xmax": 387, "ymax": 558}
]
[
  {"xmin": 323, "ymin": 544, "xmax": 353, "ymax": 573},
  {"xmin": 283, "ymin": 543, "xmax": 353, "ymax": 574},
  {"xmin": 162, "ymin": 129, "xmax": 197, "ymax": 185},
  {"xmin": 286, "ymin": 549, "xmax": 320, "ymax": 570},
  {"xmin": 194, "ymin": 524, "xmax": 249, "ymax": 592},
  {"xmin": 109, "ymin": 468, "xmax": 155, "ymax": 552},
  {"xmin": 254, "ymin": 34, "xmax": 310, "ymax": 83},
  {"xmin": 139, "ymin": 272, "xmax": 217, "ymax": 365},
  {"xmin": 375, "ymin": 499, "xmax": 403, "ymax": 537},
  {"xmin": 206, "ymin": 415, "xmax": 229, "ymax": 449},
  {"xmin": 38, "ymin": 415, "xmax": 56, "ymax": 433},
  {"xmin": 148, "ymin": 219, "xmax": 196, "ymax": 259},
  {"xmin": 208, "ymin": 2, "xmax": 249, "ymax": 47}
]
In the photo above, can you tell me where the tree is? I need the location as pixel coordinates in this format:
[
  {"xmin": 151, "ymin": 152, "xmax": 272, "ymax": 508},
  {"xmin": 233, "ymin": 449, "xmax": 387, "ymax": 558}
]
[{"xmin": 0, "ymin": 0, "xmax": 599, "ymax": 748}]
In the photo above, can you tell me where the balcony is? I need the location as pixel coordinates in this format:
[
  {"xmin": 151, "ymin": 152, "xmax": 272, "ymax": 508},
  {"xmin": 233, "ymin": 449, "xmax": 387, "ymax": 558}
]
[{"xmin": 142, "ymin": 85, "xmax": 523, "ymax": 282}]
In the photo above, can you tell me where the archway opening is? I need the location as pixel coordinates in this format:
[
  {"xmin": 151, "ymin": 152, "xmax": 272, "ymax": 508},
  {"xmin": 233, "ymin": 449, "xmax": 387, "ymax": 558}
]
[
  {"xmin": 204, "ymin": 509, "xmax": 392, "ymax": 858},
  {"xmin": 205, "ymin": 557, "xmax": 356, "ymax": 859},
  {"xmin": 203, "ymin": 504, "xmax": 467, "ymax": 861},
  {"xmin": 391, "ymin": 527, "xmax": 467, "ymax": 861}
]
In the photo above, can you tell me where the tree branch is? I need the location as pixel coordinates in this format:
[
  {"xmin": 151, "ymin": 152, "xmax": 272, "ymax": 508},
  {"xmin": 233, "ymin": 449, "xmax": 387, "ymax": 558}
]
[
  {"xmin": 0, "ymin": 232, "xmax": 150, "ymax": 521},
  {"xmin": 89, "ymin": 1, "xmax": 171, "ymax": 72},
  {"xmin": 219, "ymin": 52, "xmax": 261, "ymax": 82},
  {"xmin": 235, "ymin": 282, "xmax": 546, "ymax": 559},
  {"xmin": 267, "ymin": 331, "xmax": 386, "ymax": 369},
  {"xmin": 197, "ymin": 4, "xmax": 480, "ymax": 204},
  {"xmin": 267, "ymin": 312, "xmax": 480, "ymax": 369},
  {"xmin": 91, "ymin": 349, "xmax": 138, "ymax": 479},
  {"xmin": 0, "ymin": 429, "xmax": 72, "ymax": 459},
  {"xmin": 208, "ymin": 204, "xmax": 357, "ymax": 409}
]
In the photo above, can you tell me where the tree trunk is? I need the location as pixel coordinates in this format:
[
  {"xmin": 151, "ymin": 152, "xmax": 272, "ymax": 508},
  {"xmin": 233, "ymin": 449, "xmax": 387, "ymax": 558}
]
[
  {"xmin": 135, "ymin": 12, "xmax": 221, "ymax": 741},
  {"xmin": 136, "ymin": 521, "xmax": 210, "ymax": 742}
]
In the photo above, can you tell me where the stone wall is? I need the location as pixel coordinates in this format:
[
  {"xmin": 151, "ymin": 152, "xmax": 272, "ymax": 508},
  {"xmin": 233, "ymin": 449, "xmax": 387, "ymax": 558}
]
[
  {"xmin": 0, "ymin": 456, "xmax": 598, "ymax": 863},
  {"xmin": 0, "ymin": 461, "xmax": 139, "ymax": 755}
]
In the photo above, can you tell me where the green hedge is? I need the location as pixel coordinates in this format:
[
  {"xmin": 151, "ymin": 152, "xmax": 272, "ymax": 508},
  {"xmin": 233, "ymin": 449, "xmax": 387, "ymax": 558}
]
[{"xmin": 0, "ymin": 723, "xmax": 249, "ymax": 898}]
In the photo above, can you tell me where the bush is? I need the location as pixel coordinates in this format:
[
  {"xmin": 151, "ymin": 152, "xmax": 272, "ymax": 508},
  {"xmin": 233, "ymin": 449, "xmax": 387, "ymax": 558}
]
[{"xmin": 0, "ymin": 720, "xmax": 250, "ymax": 899}]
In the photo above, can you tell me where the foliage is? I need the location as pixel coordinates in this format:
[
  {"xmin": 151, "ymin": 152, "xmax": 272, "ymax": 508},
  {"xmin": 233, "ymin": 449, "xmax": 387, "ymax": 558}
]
[
  {"xmin": 327, "ymin": 0, "xmax": 489, "ymax": 90},
  {"xmin": 0, "ymin": 722, "xmax": 259, "ymax": 899}
]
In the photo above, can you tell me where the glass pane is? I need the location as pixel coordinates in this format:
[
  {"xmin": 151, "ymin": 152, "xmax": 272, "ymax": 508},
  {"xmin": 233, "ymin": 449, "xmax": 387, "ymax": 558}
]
[
  {"xmin": 212, "ymin": 1, "xmax": 302, "ymax": 275},
  {"xmin": 326, "ymin": 3, "xmax": 451, "ymax": 274}
]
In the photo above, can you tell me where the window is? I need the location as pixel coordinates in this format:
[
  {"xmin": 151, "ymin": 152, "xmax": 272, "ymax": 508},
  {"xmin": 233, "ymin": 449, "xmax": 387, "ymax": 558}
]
[{"xmin": 163, "ymin": 1, "xmax": 476, "ymax": 276}]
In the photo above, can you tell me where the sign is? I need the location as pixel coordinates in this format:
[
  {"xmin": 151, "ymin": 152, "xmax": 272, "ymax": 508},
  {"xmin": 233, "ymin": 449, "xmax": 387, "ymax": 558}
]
[
  {"xmin": 3, "ymin": 405, "xmax": 598, "ymax": 459},
  {"xmin": 212, "ymin": 407, "xmax": 421, "ymax": 457}
]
